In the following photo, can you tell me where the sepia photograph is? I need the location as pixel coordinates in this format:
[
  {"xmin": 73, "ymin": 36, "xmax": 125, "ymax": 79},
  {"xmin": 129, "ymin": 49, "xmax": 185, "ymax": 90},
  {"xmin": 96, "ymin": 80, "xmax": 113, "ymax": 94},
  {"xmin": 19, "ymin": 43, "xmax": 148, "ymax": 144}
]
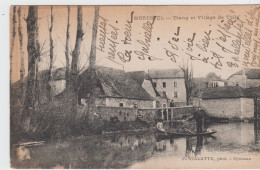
[{"xmin": 9, "ymin": 5, "xmax": 260, "ymax": 168}]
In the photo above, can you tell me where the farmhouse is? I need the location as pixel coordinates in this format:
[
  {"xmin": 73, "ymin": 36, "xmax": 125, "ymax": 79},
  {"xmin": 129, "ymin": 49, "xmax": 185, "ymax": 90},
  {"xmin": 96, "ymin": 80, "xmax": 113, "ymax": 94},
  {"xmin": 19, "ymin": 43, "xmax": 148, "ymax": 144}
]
[
  {"xmin": 201, "ymin": 86, "xmax": 255, "ymax": 119},
  {"xmin": 78, "ymin": 66, "xmax": 155, "ymax": 109},
  {"xmin": 228, "ymin": 68, "xmax": 260, "ymax": 88},
  {"xmin": 148, "ymin": 69, "xmax": 186, "ymax": 106}
]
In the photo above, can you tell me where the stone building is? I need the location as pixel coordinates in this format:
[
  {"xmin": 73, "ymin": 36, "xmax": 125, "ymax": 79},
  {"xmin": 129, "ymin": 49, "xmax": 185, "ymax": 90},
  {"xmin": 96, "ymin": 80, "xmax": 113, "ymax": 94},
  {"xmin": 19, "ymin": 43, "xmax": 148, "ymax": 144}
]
[
  {"xmin": 211, "ymin": 80, "xmax": 226, "ymax": 87},
  {"xmin": 127, "ymin": 71, "xmax": 169, "ymax": 108},
  {"xmin": 201, "ymin": 86, "xmax": 255, "ymax": 119},
  {"xmin": 78, "ymin": 66, "xmax": 155, "ymax": 109},
  {"xmin": 228, "ymin": 68, "xmax": 260, "ymax": 88},
  {"xmin": 148, "ymin": 69, "xmax": 186, "ymax": 106}
]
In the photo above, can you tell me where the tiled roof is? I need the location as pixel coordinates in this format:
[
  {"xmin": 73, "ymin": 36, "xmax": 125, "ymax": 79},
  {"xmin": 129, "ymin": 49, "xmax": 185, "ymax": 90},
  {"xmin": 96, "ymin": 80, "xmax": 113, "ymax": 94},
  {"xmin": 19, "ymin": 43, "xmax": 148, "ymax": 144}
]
[
  {"xmin": 78, "ymin": 66, "xmax": 154, "ymax": 100},
  {"xmin": 148, "ymin": 69, "xmax": 184, "ymax": 79}
]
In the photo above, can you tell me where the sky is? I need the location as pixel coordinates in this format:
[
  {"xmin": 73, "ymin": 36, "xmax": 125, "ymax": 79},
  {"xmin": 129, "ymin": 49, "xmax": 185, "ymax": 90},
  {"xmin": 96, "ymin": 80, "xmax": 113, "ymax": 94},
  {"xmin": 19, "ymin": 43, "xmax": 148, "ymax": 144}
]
[{"xmin": 10, "ymin": 5, "xmax": 260, "ymax": 82}]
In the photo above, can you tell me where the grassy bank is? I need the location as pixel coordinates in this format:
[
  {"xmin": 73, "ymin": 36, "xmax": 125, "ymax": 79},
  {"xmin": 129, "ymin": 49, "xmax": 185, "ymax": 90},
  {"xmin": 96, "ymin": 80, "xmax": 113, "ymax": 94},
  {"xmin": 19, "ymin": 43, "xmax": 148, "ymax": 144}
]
[{"xmin": 11, "ymin": 96, "xmax": 151, "ymax": 144}]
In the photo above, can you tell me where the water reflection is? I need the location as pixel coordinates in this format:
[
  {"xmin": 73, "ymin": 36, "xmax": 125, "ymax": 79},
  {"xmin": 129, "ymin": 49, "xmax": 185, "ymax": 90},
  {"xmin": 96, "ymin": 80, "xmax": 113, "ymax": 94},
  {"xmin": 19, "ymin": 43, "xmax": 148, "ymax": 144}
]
[{"xmin": 11, "ymin": 121, "xmax": 260, "ymax": 169}]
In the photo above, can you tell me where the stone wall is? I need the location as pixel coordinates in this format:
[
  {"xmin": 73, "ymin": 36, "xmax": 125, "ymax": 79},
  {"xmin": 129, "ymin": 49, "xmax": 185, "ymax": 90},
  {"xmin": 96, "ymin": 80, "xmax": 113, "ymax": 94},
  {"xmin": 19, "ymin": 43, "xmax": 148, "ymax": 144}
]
[
  {"xmin": 241, "ymin": 98, "xmax": 254, "ymax": 119},
  {"xmin": 81, "ymin": 98, "xmax": 106, "ymax": 106},
  {"xmin": 78, "ymin": 105, "xmax": 138, "ymax": 122},
  {"xmin": 105, "ymin": 97, "xmax": 155, "ymax": 109},
  {"xmin": 247, "ymin": 79, "xmax": 260, "ymax": 88},
  {"xmin": 78, "ymin": 105, "xmax": 196, "ymax": 123},
  {"xmin": 201, "ymin": 98, "xmax": 254, "ymax": 119},
  {"xmin": 97, "ymin": 106, "xmax": 138, "ymax": 122},
  {"xmin": 81, "ymin": 97, "xmax": 154, "ymax": 109}
]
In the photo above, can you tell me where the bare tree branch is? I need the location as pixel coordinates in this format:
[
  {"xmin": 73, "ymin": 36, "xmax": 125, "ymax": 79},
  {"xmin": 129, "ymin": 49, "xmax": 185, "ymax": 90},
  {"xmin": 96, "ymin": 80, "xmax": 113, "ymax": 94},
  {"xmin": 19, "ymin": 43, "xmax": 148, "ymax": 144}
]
[{"xmin": 180, "ymin": 58, "xmax": 194, "ymax": 105}]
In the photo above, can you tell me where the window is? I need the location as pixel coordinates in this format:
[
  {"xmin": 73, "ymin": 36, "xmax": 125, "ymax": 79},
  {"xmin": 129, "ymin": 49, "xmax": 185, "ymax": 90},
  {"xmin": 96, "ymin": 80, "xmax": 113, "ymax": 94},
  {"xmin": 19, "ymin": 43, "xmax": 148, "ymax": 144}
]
[
  {"xmin": 119, "ymin": 103, "xmax": 124, "ymax": 107},
  {"xmin": 153, "ymin": 82, "xmax": 157, "ymax": 88},
  {"xmin": 174, "ymin": 82, "xmax": 177, "ymax": 87},
  {"xmin": 163, "ymin": 82, "xmax": 166, "ymax": 88},
  {"xmin": 174, "ymin": 92, "xmax": 178, "ymax": 98},
  {"xmin": 162, "ymin": 103, "xmax": 167, "ymax": 108}
]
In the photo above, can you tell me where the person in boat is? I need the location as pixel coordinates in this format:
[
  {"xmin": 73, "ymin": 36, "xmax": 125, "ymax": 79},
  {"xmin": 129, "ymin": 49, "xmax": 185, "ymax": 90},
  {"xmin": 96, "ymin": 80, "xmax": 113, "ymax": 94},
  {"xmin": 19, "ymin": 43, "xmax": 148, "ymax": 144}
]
[
  {"xmin": 206, "ymin": 128, "xmax": 213, "ymax": 132},
  {"xmin": 156, "ymin": 119, "xmax": 166, "ymax": 132}
]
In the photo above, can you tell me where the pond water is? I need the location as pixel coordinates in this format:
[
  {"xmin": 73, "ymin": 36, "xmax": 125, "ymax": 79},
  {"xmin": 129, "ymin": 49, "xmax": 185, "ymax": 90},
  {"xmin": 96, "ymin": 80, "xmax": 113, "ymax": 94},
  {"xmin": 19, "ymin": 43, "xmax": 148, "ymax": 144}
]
[{"xmin": 11, "ymin": 121, "xmax": 260, "ymax": 169}]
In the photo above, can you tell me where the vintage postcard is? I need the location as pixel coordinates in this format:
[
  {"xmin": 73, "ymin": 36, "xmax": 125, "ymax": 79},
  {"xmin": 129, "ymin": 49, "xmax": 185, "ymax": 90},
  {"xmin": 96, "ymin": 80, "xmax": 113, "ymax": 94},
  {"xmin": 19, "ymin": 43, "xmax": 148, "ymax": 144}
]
[{"xmin": 10, "ymin": 5, "xmax": 260, "ymax": 169}]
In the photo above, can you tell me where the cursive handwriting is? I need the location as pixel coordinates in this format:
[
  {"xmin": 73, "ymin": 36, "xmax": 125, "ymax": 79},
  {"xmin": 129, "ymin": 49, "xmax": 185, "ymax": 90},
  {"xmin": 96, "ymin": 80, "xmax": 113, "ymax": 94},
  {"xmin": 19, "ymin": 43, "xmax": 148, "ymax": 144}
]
[
  {"xmin": 172, "ymin": 27, "xmax": 180, "ymax": 42},
  {"xmin": 217, "ymin": 18, "xmax": 244, "ymax": 55},
  {"xmin": 135, "ymin": 16, "xmax": 160, "ymax": 60},
  {"xmin": 185, "ymin": 52, "xmax": 209, "ymax": 63},
  {"xmin": 186, "ymin": 33, "xmax": 196, "ymax": 52},
  {"xmin": 122, "ymin": 11, "xmax": 134, "ymax": 45},
  {"xmin": 106, "ymin": 24, "xmax": 120, "ymax": 62},
  {"xmin": 97, "ymin": 16, "xmax": 109, "ymax": 52},
  {"xmin": 117, "ymin": 50, "xmax": 132, "ymax": 63},
  {"xmin": 196, "ymin": 30, "xmax": 211, "ymax": 52},
  {"xmin": 209, "ymin": 51, "xmax": 224, "ymax": 70},
  {"xmin": 164, "ymin": 47, "xmax": 179, "ymax": 62}
]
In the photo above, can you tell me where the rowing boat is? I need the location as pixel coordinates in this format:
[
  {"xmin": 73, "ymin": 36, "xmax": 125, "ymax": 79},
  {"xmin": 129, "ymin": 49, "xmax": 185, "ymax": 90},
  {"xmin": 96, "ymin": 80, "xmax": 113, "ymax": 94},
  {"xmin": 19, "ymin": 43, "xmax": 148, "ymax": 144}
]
[{"xmin": 156, "ymin": 128, "xmax": 216, "ymax": 138}]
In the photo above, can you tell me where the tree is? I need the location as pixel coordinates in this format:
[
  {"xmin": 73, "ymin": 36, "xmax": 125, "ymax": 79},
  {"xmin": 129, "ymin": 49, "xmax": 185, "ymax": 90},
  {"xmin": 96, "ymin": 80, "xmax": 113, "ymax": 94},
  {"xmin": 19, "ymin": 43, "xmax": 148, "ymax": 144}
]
[
  {"xmin": 87, "ymin": 6, "xmax": 100, "ymax": 115},
  {"xmin": 18, "ymin": 7, "xmax": 25, "ymax": 79},
  {"xmin": 65, "ymin": 6, "xmax": 71, "ymax": 88},
  {"xmin": 48, "ymin": 6, "xmax": 54, "ymax": 100},
  {"xmin": 89, "ymin": 6, "xmax": 99, "ymax": 66},
  {"xmin": 24, "ymin": 6, "xmax": 40, "ymax": 113},
  {"xmin": 205, "ymin": 72, "xmax": 221, "ymax": 80},
  {"xmin": 180, "ymin": 59, "xmax": 194, "ymax": 105},
  {"xmin": 70, "ymin": 6, "xmax": 84, "ymax": 112},
  {"xmin": 10, "ymin": 6, "xmax": 17, "ymax": 81}
]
